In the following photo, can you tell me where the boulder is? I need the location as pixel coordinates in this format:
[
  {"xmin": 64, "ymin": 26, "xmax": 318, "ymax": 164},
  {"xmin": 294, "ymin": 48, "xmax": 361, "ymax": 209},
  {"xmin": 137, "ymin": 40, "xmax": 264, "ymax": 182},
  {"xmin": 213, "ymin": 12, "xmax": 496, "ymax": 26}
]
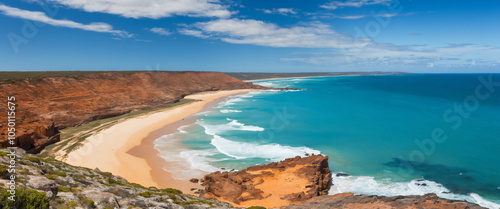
[
  {"xmin": 27, "ymin": 176, "xmax": 58, "ymax": 196},
  {"xmin": 81, "ymin": 189, "xmax": 116, "ymax": 205}
]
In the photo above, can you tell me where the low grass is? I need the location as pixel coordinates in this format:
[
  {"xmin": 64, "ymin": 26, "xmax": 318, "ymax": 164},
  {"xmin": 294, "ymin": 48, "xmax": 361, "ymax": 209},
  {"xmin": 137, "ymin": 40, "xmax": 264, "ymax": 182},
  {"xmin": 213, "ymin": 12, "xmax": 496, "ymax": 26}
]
[
  {"xmin": 39, "ymin": 99, "xmax": 195, "ymax": 158},
  {"xmin": 247, "ymin": 206, "xmax": 267, "ymax": 209}
]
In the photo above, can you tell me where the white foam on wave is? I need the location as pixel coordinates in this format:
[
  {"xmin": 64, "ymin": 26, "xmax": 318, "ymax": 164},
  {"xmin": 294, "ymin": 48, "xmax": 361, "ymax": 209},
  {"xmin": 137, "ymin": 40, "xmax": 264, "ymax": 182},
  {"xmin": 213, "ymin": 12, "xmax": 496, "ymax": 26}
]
[
  {"xmin": 470, "ymin": 193, "xmax": 500, "ymax": 209},
  {"xmin": 210, "ymin": 135, "xmax": 320, "ymax": 160},
  {"xmin": 254, "ymin": 77, "xmax": 314, "ymax": 88},
  {"xmin": 217, "ymin": 97, "xmax": 246, "ymax": 107},
  {"xmin": 194, "ymin": 111, "xmax": 211, "ymax": 116},
  {"xmin": 197, "ymin": 118, "xmax": 321, "ymax": 161},
  {"xmin": 329, "ymin": 174, "xmax": 500, "ymax": 209},
  {"xmin": 177, "ymin": 125, "xmax": 192, "ymax": 133},
  {"xmin": 199, "ymin": 119, "xmax": 264, "ymax": 136},
  {"xmin": 153, "ymin": 134, "xmax": 220, "ymax": 180},
  {"xmin": 220, "ymin": 109, "xmax": 242, "ymax": 114},
  {"xmin": 254, "ymin": 81, "xmax": 281, "ymax": 88}
]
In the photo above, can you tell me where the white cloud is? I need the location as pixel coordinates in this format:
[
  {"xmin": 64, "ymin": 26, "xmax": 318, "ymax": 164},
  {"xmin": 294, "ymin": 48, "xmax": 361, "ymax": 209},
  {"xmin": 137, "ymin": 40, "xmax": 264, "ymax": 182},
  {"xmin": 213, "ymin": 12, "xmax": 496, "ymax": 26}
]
[
  {"xmin": 259, "ymin": 8, "xmax": 298, "ymax": 16},
  {"xmin": 321, "ymin": 0, "xmax": 391, "ymax": 10},
  {"xmin": 180, "ymin": 18, "xmax": 369, "ymax": 48},
  {"xmin": 0, "ymin": 4, "xmax": 131, "ymax": 37},
  {"xmin": 42, "ymin": 0, "xmax": 232, "ymax": 19},
  {"xmin": 282, "ymin": 44, "xmax": 500, "ymax": 69},
  {"xmin": 149, "ymin": 27, "xmax": 171, "ymax": 36},
  {"xmin": 178, "ymin": 28, "xmax": 210, "ymax": 39},
  {"xmin": 324, "ymin": 12, "xmax": 415, "ymax": 19}
]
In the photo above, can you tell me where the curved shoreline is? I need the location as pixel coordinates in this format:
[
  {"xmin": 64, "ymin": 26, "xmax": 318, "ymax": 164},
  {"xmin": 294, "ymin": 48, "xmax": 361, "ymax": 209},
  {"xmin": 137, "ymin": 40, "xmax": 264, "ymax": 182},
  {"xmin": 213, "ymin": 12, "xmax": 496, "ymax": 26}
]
[{"xmin": 64, "ymin": 89, "xmax": 256, "ymax": 193}]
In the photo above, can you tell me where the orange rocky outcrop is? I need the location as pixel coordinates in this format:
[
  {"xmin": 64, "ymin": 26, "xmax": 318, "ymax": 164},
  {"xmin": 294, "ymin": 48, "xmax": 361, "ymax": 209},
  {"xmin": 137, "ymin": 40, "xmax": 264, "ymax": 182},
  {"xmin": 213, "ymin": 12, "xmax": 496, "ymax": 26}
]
[
  {"xmin": 200, "ymin": 155, "xmax": 332, "ymax": 208},
  {"xmin": 0, "ymin": 71, "xmax": 264, "ymax": 153}
]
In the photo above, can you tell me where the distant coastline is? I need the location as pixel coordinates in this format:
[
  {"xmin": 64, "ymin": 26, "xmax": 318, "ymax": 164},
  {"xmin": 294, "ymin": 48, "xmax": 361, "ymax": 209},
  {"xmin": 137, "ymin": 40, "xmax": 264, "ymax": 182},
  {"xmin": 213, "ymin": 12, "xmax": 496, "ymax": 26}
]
[{"xmin": 226, "ymin": 71, "xmax": 408, "ymax": 82}]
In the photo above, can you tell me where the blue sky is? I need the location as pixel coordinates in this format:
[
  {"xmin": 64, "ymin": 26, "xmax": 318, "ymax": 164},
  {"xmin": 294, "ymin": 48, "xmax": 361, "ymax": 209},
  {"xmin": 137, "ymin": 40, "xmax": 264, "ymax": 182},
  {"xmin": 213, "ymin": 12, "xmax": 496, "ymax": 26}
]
[{"xmin": 0, "ymin": 0, "xmax": 499, "ymax": 73}]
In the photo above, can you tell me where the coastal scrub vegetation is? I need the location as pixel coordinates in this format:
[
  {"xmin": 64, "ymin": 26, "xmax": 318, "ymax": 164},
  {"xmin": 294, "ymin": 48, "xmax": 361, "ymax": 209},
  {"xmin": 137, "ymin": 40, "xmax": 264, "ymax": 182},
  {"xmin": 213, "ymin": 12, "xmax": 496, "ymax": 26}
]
[
  {"xmin": 0, "ymin": 187, "xmax": 49, "ymax": 209},
  {"xmin": 0, "ymin": 149, "xmax": 234, "ymax": 208}
]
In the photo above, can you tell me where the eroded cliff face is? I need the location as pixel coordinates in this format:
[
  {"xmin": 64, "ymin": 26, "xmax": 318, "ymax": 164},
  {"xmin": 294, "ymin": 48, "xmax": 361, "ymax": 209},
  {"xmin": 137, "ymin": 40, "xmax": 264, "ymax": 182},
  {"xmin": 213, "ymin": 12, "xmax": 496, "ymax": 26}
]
[
  {"xmin": 0, "ymin": 71, "xmax": 263, "ymax": 153},
  {"xmin": 200, "ymin": 155, "xmax": 332, "ymax": 208}
]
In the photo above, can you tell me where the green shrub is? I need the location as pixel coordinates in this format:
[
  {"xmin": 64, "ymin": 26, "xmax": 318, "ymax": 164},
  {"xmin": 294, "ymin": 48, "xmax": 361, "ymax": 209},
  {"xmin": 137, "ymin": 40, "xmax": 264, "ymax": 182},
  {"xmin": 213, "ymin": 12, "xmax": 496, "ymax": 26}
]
[
  {"xmin": 79, "ymin": 196, "xmax": 96, "ymax": 208},
  {"xmin": 100, "ymin": 172, "xmax": 112, "ymax": 177},
  {"xmin": 52, "ymin": 170, "xmax": 67, "ymax": 177},
  {"xmin": 25, "ymin": 156, "xmax": 41, "ymax": 164},
  {"xmin": 0, "ymin": 164, "xmax": 10, "ymax": 179},
  {"xmin": 129, "ymin": 183, "xmax": 146, "ymax": 189},
  {"xmin": 57, "ymin": 185, "xmax": 71, "ymax": 192},
  {"xmin": 174, "ymin": 200, "xmax": 197, "ymax": 205},
  {"xmin": 0, "ymin": 151, "xmax": 7, "ymax": 156},
  {"xmin": 68, "ymin": 200, "xmax": 78, "ymax": 207},
  {"xmin": 247, "ymin": 206, "xmax": 266, "ymax": 209},
  {"xmin": 161, "ymin": 188, "xmax": 182, "ymax": 195},
  {"xmin": 199, "ymin": 200, "xmax": 215, "ymax": 205},
  {"xmin": 0, "ymin": 187, "xmax": 49, "ymax": 209},
  {"xmin": 139, "ymin": 191, "xmax": 152, "ymax": 198},
  {"xmin": 19, "ymin": 168, "xmax": 31, "ymax": 175},
  {"xmin": 107, "ymin": 178, "xmax": 122, "ymax": 185},
  {"xmin": 52, "ymin": 198, "xmax": 65, "ymax": 205},
  {"xmin": 45, "ymin": 174, "xmax": 57, "ymax": 180},
  {"xmin": 174, "ymin": 199, "xmax": 215, "ymax": 206}
]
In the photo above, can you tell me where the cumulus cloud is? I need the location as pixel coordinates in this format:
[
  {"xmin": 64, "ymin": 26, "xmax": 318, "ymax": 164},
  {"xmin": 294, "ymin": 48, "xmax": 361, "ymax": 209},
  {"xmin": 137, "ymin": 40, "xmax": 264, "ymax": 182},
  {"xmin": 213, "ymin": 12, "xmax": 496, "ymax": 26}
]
[
  {"xmin": 0, "ymin": 4, "xmax": 131, "ymax": 37},
  {"xmin": 179, "ymin": 18, "xmax": 369, "ymax": 48},
  {"xmin": 41, "ymin": 0, "xmax": 232, "ymax": 19},
  {"xmin": 149, "ymin": 27, "xmax": 172, "ymax": 36},
  {"xmin": 321, "ymin": 0, "xmax": 391, "ymax": 10}
]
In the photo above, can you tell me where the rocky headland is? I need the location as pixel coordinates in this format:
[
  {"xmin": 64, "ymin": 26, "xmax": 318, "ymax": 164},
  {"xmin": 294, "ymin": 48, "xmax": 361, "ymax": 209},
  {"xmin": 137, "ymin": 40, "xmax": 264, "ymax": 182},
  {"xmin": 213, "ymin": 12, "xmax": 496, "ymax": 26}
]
[
  {"xmin": 200, "ymin": 155, "xmax": 332, "ymax": 208},
  {"xmin": 0, "ymin": 71, "xmax": 266, "ymax": 153},
  {"xmin": 196, "ymin": 155, "xmax": 486, "ymax": 209}
]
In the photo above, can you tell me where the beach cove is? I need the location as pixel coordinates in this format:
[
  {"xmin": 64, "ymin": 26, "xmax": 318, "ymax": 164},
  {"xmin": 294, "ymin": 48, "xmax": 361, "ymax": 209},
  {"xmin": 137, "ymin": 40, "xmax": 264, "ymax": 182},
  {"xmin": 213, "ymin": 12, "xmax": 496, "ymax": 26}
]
[{"xmin": 64, "ymin": 89, "xmax": 256, "ymax": 193}]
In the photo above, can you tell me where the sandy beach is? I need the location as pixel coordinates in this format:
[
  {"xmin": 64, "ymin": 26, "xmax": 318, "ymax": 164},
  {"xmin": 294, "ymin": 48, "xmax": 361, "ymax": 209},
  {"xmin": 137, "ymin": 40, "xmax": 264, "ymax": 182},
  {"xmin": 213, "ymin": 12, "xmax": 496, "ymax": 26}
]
[{"xmin": 65, "ymin": 89, "xmax": 256, "ymax": 193}]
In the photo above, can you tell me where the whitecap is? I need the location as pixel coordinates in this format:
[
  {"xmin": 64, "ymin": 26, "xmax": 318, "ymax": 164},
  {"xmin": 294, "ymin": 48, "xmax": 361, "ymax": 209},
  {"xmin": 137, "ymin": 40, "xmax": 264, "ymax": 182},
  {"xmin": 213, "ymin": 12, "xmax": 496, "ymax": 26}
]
[
  {"xmin": 329, "ymin": 174, "xmax": 500, "ymax": 209},
  {"xmin": 198, "ymin": 119, "xmax": 264, "ymax": 136},
  {"xmin": 153, "ymin": 134, "xmax": 220, "ymax": 180},
  {"xmin": 220, "ymin": 109, "xmax": 242, "ymax": 114},
  {"xmin": 210, "ymin": 135, "xmax": 320, "ymax": 161}
]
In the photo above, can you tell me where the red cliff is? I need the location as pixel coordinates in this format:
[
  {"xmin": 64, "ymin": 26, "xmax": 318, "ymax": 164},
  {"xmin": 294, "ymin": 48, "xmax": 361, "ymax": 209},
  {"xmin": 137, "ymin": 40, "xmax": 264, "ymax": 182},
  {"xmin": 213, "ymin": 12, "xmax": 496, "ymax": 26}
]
[{"xmin": 0, "ymin": 71, "xmax": 263, "ymax": 153}]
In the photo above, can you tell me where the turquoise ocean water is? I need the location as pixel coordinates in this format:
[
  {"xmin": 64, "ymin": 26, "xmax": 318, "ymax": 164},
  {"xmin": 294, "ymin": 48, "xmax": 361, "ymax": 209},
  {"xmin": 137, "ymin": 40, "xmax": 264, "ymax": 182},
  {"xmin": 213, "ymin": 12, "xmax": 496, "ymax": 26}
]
[{"xmin": 154, "ymin": 74, "xmax": 500, "ymax": 208}]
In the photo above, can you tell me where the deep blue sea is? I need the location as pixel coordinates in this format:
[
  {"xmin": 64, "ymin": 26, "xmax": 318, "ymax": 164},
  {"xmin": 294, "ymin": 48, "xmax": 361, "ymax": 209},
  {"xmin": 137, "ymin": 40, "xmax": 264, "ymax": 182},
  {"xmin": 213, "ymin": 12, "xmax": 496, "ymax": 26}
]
[{"xmin": 154, "ymin": 74, "xmax": 500, "ymax": 208}]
